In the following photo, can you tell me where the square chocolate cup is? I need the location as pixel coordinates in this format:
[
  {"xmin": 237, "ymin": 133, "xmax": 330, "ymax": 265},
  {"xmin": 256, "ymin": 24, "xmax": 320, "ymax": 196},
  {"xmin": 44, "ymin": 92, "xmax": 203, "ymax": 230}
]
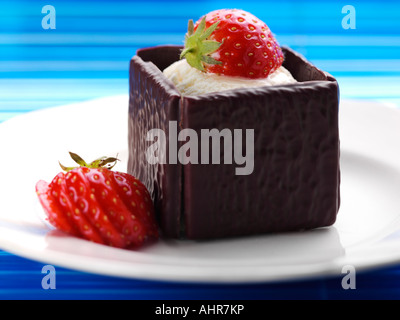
[{"xmin": 128, "ymin": 45, "xmax": 340, "ymax": 239}]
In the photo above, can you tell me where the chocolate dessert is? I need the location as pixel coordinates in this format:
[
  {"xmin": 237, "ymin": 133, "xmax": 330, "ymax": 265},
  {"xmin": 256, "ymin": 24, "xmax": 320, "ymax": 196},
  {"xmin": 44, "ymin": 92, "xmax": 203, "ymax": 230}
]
[
  {"xmin": 128, "ymin": 9, "xmax": 340, "ymax": 240},
  {"xmin": 128, "ymin": 45, "xmax": 340, "ymax": 239}
]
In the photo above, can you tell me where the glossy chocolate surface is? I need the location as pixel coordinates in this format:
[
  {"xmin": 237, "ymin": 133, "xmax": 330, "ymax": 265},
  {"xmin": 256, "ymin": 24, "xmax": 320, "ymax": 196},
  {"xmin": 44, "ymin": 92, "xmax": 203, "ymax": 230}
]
[
  {"xmin": 128, "ymin": 53, "xmax": 182, "ymax": 238},
  {"xmin": 128, "ymin": 45, "xmax": 340, "ymax": 239}
]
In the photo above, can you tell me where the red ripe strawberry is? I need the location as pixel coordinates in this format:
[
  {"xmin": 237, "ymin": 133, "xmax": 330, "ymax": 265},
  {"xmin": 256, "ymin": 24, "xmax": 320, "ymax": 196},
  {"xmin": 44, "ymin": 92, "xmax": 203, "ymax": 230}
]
[
  {"xmin": 35, "ymin": 152, "xmax": 159, "ymax": 249},
  {"xmin": 180, "ymin": 9, "xmax": 284, "ymax": 79}
]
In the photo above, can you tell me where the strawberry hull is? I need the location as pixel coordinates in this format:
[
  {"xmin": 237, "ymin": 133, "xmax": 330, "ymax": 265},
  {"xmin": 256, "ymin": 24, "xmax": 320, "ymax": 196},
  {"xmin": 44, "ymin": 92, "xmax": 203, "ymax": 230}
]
[{"xmin": 128, "ymin": 45, "xmax": 340, "ymax": 239}]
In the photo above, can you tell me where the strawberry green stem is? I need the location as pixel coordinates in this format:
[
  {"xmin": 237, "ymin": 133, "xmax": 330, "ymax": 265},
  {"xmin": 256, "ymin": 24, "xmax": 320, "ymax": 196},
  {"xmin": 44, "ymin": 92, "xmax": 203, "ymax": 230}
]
[
  {"xmin": 59, "ymin": 152, "xmax": 119, "ymax": 172},
  {"xmin": 180, "ymin": 17, "xmax": 222, "ymax": 72}
]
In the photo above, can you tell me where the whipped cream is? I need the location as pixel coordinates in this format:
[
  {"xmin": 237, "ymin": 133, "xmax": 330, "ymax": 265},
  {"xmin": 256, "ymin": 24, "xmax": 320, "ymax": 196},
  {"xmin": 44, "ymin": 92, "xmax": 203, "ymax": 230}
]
[{"xmin": 163, "ymin": 59, "xmax": 297, "ymax": 96}]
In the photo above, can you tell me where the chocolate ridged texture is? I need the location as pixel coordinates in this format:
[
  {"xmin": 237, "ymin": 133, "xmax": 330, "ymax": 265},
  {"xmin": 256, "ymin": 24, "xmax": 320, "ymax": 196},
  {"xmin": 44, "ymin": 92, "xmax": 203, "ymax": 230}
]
[
  {"xmin": 128, "ymin": 55, "xmax": 182, "ymax": 238},
  {"xmin": 128, "ymin": 45, "xmax": 340, "ymax": 239}
]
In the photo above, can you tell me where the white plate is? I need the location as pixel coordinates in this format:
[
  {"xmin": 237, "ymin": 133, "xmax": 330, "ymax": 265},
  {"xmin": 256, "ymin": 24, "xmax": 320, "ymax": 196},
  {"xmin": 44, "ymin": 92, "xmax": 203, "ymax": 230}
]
[{"xmin": 0, "ymin": 95, "xmax": 400, "ymax": 283}]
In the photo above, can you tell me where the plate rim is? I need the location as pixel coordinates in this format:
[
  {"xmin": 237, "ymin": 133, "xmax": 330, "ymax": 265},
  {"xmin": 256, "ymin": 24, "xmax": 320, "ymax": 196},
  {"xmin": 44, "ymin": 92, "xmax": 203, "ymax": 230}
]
[{"xmin": 0, "ymin": 96, "xmax": 400, "ymax": 283}]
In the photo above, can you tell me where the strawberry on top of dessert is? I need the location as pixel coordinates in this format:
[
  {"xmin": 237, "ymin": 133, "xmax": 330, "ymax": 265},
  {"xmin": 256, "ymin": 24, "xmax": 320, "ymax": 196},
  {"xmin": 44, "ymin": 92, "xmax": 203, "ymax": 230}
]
[{"xmin": 163, "ymin": 9, "xmax": 296, "ymax": 95}]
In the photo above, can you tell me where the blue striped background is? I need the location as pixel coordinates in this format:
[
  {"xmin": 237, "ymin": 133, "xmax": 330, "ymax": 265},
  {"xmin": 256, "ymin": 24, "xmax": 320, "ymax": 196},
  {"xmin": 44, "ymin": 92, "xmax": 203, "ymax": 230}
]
[
  {"xmin": 1, "ymin": 0, "xmax": 400, "ymax": 299},
  {"xmin": 1, "ymin": 0, "xmax": 400, "ymax": 122}
]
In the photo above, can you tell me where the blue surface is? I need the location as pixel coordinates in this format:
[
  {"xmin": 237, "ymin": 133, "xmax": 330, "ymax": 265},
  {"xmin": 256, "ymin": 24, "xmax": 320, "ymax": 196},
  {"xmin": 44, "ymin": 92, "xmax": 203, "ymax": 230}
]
[
  {"xmin": 1, "ymin": 0, "xmax": 400, "ymax": 299},
  {"xmin": 3, "ymin": 252, "xmax": 400, "ymax": 300}
]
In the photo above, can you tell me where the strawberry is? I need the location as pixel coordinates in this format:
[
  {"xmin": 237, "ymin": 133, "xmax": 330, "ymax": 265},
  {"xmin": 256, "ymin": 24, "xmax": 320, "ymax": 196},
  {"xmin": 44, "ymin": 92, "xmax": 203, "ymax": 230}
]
[
  {"xmin": 180, "ymin": 9, "xmax": 284, "ymax": 79},
  {"xmin": 35, "ymin": 152, "xmax": 159, "ymax": 249}
]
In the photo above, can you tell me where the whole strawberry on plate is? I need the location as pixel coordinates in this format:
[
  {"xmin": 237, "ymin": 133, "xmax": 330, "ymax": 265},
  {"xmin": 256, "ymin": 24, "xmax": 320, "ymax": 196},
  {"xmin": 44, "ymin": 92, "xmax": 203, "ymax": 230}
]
[
  {"xmin": 180, "ymin": 8, "xmax": 284, "ymax": 79},
  {"xmin": 35, "ymin": 152, "xmax": 159, "ymax": 249}
]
